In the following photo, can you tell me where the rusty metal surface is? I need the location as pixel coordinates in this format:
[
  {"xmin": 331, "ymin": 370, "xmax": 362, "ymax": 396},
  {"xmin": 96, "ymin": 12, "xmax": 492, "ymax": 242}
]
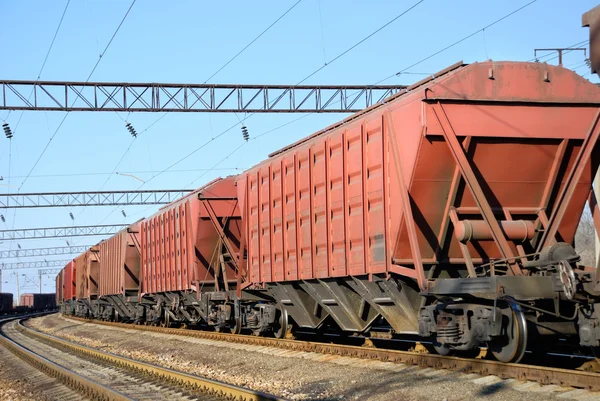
[
  {"xmin": 75, "ymin": 249, "xmax": 99, "ymax": 300},
  {"xmin": 98, "ymin": 224, "xmax": 140, "ymax": 298},
  {"xmin": 63, "ymin": 260, "xmax": 76, "ymax": 301},
  {"xmin": 238, "ymin": 61, "xmax": 600, "ymax": 286},
  {"xmin": 19, "ymin": 293, "xmax": 34, "ymax": 308},
  {"xmin": 583, "ymin": 5, "xmax": 600, "ymax": 74},
  {"xmin": 140, "ymin": 177, "xmax": 241, "ymax": 295},
  {"xmin": 55, "ymin": 273, "xmax": 62, "ymax": 307},
  {"xmin": 67, "ymin": 316, "xmax": 600, "ymax": 391}
]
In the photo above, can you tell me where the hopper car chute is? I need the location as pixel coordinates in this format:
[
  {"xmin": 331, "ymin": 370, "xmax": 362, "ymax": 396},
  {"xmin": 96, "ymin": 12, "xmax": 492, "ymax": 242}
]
[{"xmin": 57, "ymin": 61, "xmax": 600, "ymax": 363}]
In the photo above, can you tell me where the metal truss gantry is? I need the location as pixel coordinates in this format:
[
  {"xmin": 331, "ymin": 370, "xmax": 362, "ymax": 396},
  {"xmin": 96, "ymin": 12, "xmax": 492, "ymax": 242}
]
[
  {"xmin": 38, "ymin": 268, "xmax": 61, "ymax": 275},
  {"xmin": 0, "ymin": 189, "xmax": 192, "ymax": 208},
  {"xmin": 0, "ymin": 80, "xmax": 406, "ymax": 113},
  {"xmin": 0, "ymin": 259, "xmax": 71, "ymax": 270},
  {"xmin": 0, "ymin": 224, "xmax": 127, "ymax": 241},
  {"xmin": 0, "ymin": 245, "xmax": 92, "ymax": 259}
]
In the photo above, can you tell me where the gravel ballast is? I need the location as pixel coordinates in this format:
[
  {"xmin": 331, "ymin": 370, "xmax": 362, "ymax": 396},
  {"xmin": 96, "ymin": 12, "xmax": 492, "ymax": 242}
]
[{"xmin": 25, "ymin": 314, "xmax": 600, "ymax": 401}]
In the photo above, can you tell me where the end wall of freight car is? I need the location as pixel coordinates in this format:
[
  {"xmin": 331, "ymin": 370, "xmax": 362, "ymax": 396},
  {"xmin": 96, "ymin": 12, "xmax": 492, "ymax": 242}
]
[
  {"xmin": 0, "ymin": 293, "xmax": 14, "ymax": 313},
  {"xmin": 140, "ymin": 177, "xmax": 241, "ymax": 296}
]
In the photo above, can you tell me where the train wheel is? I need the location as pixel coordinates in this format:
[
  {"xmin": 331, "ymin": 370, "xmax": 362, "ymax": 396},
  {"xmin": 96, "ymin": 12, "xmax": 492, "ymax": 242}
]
[
  {"xmin": 230, "ymin": 317, "xmax": 242, "ymax": 334},
  {"xmin": 160, "ymin": 310, "xmax": 170, "ymax": 328},
  {"xmin": 432, "ymin": 338, "xmax": 453, "ymax": 356},
  {"xmin": 274, "ymin": 308, "xmax": 289, "ymax": 339},
  {"xmin": 490, "ymin": 305, "xmax": 527, "ymax": 363}
]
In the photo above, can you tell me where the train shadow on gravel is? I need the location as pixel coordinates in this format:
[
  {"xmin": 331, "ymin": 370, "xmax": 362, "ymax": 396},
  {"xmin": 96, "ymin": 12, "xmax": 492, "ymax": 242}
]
[{"xmin": 295, "ymin": 368, "xmax": 516, "ymax": 401}]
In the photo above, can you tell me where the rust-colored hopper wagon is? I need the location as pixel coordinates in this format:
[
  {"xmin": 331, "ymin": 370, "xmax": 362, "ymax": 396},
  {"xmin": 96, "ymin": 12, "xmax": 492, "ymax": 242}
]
[
  {"xmin": 62, "ymin": 260, "xmax": 76, "ymax": 314},
  {"xmin": 20, "ymin": 293, "xmax": 34, "ymax": 308},
  {"xmin": 234, "ymin": 61, "xmax": 600, "ymax": 361},
  {"xmin": 97, "ymin": 221, "xmax": 141, "ymax": 321},
  {"xmin": 55, "ymin": 272, "xmax": 63, "ymax": 310},
  {"xmin": 74, "ymin": 247, "xmax": 100, "ymax": 317},
  {"xmin": 138, "ymin": 177, "xmax": 243, "ymax": 328}
]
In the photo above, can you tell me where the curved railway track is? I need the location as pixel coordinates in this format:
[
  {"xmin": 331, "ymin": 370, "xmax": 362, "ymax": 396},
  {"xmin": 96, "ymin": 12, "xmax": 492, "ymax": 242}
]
[
  {"xmin": 64, "ymin": 315, "xmax": 600, "ymax": 392},
  {"xmin": 0, "ymin": 315, "xmax": 284, "ymax": 401}
]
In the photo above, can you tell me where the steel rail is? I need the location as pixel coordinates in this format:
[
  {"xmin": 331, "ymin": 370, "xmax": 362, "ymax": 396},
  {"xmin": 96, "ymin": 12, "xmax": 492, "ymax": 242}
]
[
  {"xmin": 18, "ymin": 318, "xmax": 284, "ymax": 401},
  {"xmin": 66, "ymin": 316, "xmax": 600, "ymax": 391},
  {"xmin": 0, "ymin": 316, "xmax": 133, "ymax": 401}
]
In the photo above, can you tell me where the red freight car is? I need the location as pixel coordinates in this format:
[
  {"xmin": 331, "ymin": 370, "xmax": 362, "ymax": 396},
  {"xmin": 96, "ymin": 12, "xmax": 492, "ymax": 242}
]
[
  {"xmin": 234, "ymin": 61, "xmax": 600, "ymax": 361},
  {"xmin": 62, "ymin": 260, "xmax": 76, "ymax": 313},
  {"xmin": 97, "ymin": 222, "xmax": 141, "ymax": 321},
  {"xmin": 20, "ymin": 293, "xmax": 34, "ymax": 308},
  {"xmin": 55, "ymin": 272, "xmax": 62, "ymax": 309},
  {"xmin": 60, "ymin": 61, "xmax": 600, "ymax": 363},
  {"xmin": 74, "ymin": 247, "xmax": 99, "ymax": 317},
  {"xmin": 139, "ymin": 177, "xmax": 242, "ymax": 327}
]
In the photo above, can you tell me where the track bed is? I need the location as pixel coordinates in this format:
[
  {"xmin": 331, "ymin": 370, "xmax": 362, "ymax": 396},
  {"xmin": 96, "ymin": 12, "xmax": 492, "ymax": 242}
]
[{"xmin": 27, "ymin": 313, "xmax": 600, "ymax": 401}]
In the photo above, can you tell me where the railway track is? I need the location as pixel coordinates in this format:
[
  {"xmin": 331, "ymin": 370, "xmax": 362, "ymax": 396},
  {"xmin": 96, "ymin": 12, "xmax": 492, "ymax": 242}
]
[
  {"xmin": 64, "ymin": 315, "xmax": 600, "ymax": 392},
  {"xmin": 0, "ymin": 315, "xmax": 284, "ymax": 401}
]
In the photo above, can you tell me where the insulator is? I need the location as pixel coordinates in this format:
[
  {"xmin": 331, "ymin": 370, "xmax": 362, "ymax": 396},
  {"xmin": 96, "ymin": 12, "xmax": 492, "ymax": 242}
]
[
  {"xmin": 121, "ymin": 210, "xmax": 127, "ymax": 217},
  {"xmin": 69, "ymin": 212, "xmax": 74, "ymax": 220},
  {"xmin": 0, "ymin": 214, "xmax": 4, "ymax": 222},
  {"xmin": 17, "ymin": 244, "xmax": 21, "ymax": 249},
  {"xmin": 3, "ymin": 123, "xmax": 13, "ymax": 139},
  {"xmin": 241, "ymin": 124, "xmax": 249, "ymax": 141},
  {"xmin": 126, "ymin": 122, "xmax": 137, "ymax": 138}
]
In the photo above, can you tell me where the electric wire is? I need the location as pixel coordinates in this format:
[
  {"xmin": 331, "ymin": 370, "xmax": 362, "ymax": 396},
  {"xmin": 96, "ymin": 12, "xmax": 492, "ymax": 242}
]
[
  {"xmin": 375, "ymin": 0, "xmax": 538, "ymax": 84},
  {"xmin": 3, "ymin": 0, "xmax": 71, "ymax": 124},
  {"xmin": 18, "ymin": 0, "xmax": 137, "ymax": 192},
  {"xmin": 297, "ymin": 0, "xmax": 425, "ymax": 84},
  {"xmin": 203, "ymin": 0, "xmax": 303, "ymax": 84}
]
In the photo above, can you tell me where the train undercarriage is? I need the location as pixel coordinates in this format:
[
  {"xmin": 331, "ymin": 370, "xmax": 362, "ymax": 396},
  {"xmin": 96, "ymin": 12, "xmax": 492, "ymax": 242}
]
[{"xmin": 61, "ymin": 244, "xmax": 600, "ymax": 364}]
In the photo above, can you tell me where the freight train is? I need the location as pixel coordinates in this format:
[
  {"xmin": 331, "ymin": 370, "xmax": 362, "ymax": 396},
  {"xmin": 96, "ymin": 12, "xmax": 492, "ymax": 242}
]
[
  {"xmin": 56, "ymin": 61, "xmax": 600, "ymax": 363},
  {"xmin": 0, "ymin": 292, "xmax": 56, "ymax": 315}
]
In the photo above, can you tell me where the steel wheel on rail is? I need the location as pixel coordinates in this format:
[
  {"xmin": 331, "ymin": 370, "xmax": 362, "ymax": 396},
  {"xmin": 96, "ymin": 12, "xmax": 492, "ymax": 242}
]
[
  {"xmin": 432, "ymin": 338, "xmax": 453, "ymax": 356},
  {"xmin": 230, "ymin": 316, "xmax": 242, "ymax": 334},
  {"xmin": 274, "ymin": 308, "xmax": 289, "ymax": 339},
  {"xmin": 490, "ymin": 303, "xmax": 528, "ymax": 363},
  {"xmin": 160, "ymin": 309, "xmax": 170, "ymax": 328}
]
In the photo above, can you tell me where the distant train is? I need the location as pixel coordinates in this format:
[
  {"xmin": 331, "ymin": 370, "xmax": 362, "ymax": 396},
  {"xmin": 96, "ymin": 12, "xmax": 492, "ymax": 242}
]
[
  {"xmin": 57, "ymin": 61, "xmax": 600, "ymax": 364},
  {"xmin": 0, "ymin": 292, "xmax": 56, "ymax": 315}
]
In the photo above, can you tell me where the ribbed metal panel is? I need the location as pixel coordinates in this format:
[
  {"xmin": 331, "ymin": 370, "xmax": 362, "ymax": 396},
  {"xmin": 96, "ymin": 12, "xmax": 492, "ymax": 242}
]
[{"xmin": 63, "ymin": 261, "xmax": 76, "ymax": 301}]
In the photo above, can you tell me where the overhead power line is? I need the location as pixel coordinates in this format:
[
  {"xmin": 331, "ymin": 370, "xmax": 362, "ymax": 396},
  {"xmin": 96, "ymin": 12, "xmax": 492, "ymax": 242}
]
[
  {"xmin": 4, "ymin": 0, "xmax": 71, "ymax": 124},
  {"xmin": 204, "ymin": 0, "xmax": 303, "ymax": 83},
  {"xmin": 0, "ymin": 245, "xmax": 91, "ymax": 259},
  {"xmin": 0, "ymin": 189, "xmax": 191, "ymax": 208},
  {"xmin": 1, "ymin": 168, "xmax": 243, "ymax": 180},
  {"xmin": 18, "ymin": 0, "xmax": 137, "ymax": 191},
  {"xmin": 376, "ymin": 0, "xmax": 538, "ymax": 83},
  {"xmin": 298, "ymin": 0, "xmax": 425, "ymax": 84},
  {"xmin": 0, "ymin": 224, "xmax": 127, "ymax": 241}
]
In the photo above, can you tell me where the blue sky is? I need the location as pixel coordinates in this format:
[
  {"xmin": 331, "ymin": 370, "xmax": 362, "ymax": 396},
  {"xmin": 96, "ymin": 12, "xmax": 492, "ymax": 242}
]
[{"xmin": 0, "ymin": 0, "xmax": 598, "ymax": 297}]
